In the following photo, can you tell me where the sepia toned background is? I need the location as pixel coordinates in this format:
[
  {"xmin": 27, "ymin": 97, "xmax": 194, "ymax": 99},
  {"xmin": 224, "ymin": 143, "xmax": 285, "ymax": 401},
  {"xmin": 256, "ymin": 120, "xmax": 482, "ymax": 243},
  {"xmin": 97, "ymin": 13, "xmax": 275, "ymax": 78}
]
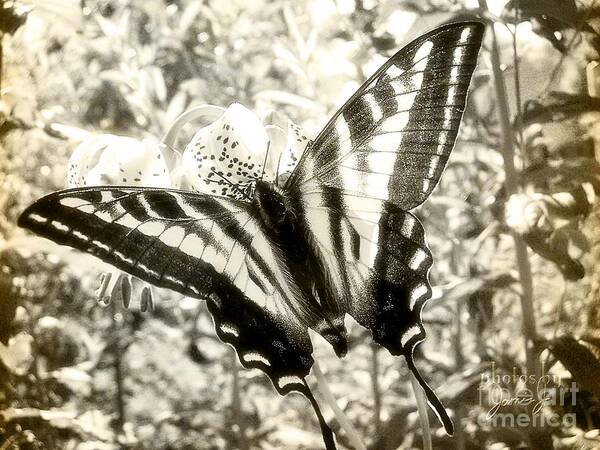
[{"xmin": 1, "ymin": 0, "xmax": 600, "ymax": 448}]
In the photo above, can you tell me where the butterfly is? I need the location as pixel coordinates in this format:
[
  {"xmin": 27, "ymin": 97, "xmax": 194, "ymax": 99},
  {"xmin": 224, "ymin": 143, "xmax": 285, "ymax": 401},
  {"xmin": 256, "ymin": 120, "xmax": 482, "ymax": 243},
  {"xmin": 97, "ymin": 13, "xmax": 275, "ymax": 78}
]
[{"xmin": 19, "ymin": 21, "xmax": 484, "ymax": 449}]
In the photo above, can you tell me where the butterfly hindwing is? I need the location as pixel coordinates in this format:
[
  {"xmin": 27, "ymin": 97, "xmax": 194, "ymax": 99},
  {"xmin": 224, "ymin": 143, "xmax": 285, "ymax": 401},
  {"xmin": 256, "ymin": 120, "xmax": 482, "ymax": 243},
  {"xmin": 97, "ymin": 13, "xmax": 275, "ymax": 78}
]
[
  {"xmin": 296, "ymin": 183, "xmax": 432, "ymax": 355},
  {"xmin": 17, "ymin": 187, "xmax": 315, "ymax": 394}
]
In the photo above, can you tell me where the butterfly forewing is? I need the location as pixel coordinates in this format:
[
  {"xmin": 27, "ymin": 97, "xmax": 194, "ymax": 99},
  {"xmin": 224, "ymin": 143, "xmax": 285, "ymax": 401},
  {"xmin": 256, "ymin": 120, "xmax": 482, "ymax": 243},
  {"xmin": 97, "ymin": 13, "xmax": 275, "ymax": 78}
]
[
  {"xmin": 290, "ymin": 21, "xmax": 484, "ymax": 211},
  {"xmin": 18, "ymin": 187, "xmax": 315, "ymax": 394}
]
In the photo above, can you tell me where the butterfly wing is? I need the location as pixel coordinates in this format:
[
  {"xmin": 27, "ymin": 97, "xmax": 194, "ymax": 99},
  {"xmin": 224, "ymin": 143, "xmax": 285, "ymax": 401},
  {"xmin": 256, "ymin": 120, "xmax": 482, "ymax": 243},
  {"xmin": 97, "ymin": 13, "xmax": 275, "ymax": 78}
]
[
  {"xmin": 287, "ymin": 21, "xmax": 485, "ymax": 433},
  {"xmin": 290, "ymin": 20, "xmax": 484, "ymax": 348},
  {"xmin": 288, "ymin": 21, "xmax": 484, "ymax": 210},
  {"xmin": 17, "ymin": 187, "xmax": 316, "ymax": 395}
]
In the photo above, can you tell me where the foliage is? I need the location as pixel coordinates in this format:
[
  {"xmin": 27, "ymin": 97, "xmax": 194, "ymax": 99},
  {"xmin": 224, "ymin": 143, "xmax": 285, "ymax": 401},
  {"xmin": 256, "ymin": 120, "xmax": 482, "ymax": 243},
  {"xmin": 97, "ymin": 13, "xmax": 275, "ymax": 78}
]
[{"xmin": 1, "ymin": 0, "xmax": 600, "ymax": 449}]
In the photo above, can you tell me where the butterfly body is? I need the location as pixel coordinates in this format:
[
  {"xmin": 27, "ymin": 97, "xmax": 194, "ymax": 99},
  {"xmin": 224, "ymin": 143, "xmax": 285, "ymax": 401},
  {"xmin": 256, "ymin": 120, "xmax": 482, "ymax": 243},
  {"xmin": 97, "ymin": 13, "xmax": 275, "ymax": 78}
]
[
  {"xmin": 253, "ymin": 180, "xmax": 291, "ymax": 229},
  {"xmin": 19, "ymin": 22, "xmax": 485, "ymax": 446},
  {"xmin": 254, "ymin": 179, "xmax": 349, "ymax": 355}
]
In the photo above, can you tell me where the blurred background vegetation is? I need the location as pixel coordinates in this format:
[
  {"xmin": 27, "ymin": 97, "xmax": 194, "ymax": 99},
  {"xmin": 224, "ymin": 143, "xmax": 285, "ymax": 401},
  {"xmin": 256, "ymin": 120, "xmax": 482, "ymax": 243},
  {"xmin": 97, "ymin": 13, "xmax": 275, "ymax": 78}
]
[{"xmin": 1, "ymin": 0, "xmax": 600, "ymax": 448}]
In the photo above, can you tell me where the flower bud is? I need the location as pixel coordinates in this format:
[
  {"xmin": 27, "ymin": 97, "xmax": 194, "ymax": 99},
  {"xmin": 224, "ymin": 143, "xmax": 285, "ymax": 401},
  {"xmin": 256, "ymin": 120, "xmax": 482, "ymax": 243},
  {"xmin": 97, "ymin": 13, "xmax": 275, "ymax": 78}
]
[
  {"xmin": 121, "ymin": 275, "xmax": 132, "ymax": 309},
  {"xmin": 140, "ymin": 285, "xmax": 154, "ymax": 312},
  {"xmin": 67, "ymin": 134, "xmax": 171, "ymax": 188}
]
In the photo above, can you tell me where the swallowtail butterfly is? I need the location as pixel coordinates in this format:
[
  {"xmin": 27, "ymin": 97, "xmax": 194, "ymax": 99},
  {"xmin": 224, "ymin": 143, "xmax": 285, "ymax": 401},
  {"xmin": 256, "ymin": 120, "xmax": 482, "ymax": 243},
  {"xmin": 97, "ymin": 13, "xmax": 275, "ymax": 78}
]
[{"xmin": 19, "ymin": 21, "xmax": 484, "ymax": 448}]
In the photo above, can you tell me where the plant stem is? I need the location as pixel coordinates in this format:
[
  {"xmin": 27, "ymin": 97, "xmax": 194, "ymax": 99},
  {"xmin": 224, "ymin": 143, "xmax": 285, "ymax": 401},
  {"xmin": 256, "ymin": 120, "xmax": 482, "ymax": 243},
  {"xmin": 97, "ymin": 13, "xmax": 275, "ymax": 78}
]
[
  {"xmin": 481, "ymin": 9, "xmax": 539, "ymax": 377},
  {"xmin": 1, "ymin": 30, "xmax": 4, "ymax": 93},
  {"xmin": 409, "ymin": 371, "xmax": 432, "ymax": 450},
  {"xmin": 312, "ymin": 360, "xmax": 367, "ymax": 450},
  {"xmin": 110, "ymin": 301, "xmax": 126, "ymax": 447},
  {"xmin": 370, "ymin": 344, "xmax": 382, "ymax": 435},
  {"xmin": 231, "ymin": 350, "xmax": 248, "ymax": 450}
]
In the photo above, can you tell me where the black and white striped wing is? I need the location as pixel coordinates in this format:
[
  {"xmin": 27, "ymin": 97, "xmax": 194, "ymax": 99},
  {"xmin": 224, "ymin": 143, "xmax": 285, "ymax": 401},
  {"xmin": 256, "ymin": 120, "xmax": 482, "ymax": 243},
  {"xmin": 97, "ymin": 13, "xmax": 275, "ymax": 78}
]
[
  {"xmin": 290, "ymin": 21, "xmax": 483, "ymax": 350},
  {"xmin": 286, "ymin": 21, "xmax": 484, "ymax": 434},
  {"xmin": 17, "ymin": 187, "xmax": 315, "ymax": 394},
  {"xmin": 288, "ymin": 21, "xmax": 484, "ymax": 210}
]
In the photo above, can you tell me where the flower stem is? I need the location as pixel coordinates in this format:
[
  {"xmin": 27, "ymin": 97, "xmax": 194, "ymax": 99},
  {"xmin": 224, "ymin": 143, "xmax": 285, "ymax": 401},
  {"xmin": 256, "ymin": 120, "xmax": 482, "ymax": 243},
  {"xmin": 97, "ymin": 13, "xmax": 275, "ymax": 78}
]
[
  {"xmin": 312, "ymin": 360, "xmax": 367, "ymax": 450},
  {"xmin": 110, "ymin": 300, "xmax": 126, "ymax": 440},
  {"xmin": 479, "ymin": 4, "xmax": 539, "ymax": 377},
  {"xmin": 410, "ymin": 371, "xmax": 432, "ymax": 450}
]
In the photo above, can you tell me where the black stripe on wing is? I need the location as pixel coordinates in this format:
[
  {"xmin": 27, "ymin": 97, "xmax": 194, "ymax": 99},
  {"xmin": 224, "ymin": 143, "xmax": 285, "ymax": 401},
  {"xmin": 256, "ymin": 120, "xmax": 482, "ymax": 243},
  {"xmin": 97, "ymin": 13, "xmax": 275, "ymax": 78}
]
[
  {"xmin": 289, "ymin": 21, "xmax": 484, "ymax": 211},
  {"xmin": 17, "ymin": 187, "xmax": 314, "ymax": 395},
  {"xmin": 299, "ymin": 183, "xmax": 455, "ymax": 433}
]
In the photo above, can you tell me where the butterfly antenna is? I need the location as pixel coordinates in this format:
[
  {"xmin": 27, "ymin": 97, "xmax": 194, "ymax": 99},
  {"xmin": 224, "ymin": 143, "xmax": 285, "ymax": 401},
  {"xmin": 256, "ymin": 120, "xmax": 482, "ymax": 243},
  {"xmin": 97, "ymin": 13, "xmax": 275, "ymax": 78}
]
[
  {"xmin": 259, "ymin": 141, "xmax": 271, "ymax": 181},
  {"xmin": 274, "ymin": 153, "xmax": 284, "ymax": 187},
  {"xmin": 209, "ymin": 168, "xmax": 252, "ymax": 201}
]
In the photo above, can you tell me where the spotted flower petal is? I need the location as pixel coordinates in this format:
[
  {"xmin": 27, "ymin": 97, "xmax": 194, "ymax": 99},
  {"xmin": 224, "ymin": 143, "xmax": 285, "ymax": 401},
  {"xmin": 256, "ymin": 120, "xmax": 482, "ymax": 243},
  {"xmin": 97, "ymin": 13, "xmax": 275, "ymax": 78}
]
[
  {"xmin": 67, "ymin": 134, "xmax": 171, "ymax": 188},
  {"xmin": 279, "ymin": 119, "xmax": 311, "ymax": 183},
  {"xmin": 179, "ymin": 103, "xmax": 311, "ymax": 199},
  {"xmin": 262, "ymin": 109, "xmax": 311, "ymax": 185}
]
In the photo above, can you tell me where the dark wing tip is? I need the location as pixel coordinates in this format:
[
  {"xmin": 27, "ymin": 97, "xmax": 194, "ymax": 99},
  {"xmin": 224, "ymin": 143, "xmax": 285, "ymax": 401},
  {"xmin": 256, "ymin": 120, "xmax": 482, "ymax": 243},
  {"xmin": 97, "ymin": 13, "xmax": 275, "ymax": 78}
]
[
  {"xmin": 17, "ymin": 192, "xmax": 59, "ymax": 230},
  {"xmin": 422, "ymin": 19, "xmax": 486, "ymax": 45}
]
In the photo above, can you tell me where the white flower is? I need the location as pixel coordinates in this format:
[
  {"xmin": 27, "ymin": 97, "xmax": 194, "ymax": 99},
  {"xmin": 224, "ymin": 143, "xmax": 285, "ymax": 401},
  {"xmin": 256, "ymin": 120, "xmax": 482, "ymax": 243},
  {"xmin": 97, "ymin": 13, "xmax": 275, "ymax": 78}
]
[
  {"xmin": 505, "ymin": 192, "xmax": 577, "ymax": 235},
  {"xmin": 505, "ymin": 193, "xmax": 549, "ymax": 235},
  {"xmin": 67, "ymin": 133, "xmax": 169, "ymax": 311},
  {"xmin": 67, "ymin": 134, "xmax": 171, "ymax": 188},
  {"xmin": 176, "ymin": 103, "xmax": 310, "ymax": 200}
]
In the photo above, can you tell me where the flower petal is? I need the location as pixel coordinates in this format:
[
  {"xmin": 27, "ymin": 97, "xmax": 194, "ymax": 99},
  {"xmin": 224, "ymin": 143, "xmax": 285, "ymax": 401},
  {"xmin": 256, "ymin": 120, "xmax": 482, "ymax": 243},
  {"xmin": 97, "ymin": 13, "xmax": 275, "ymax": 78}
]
[
  {"xmin": 67, "ymin": 135, "xmax": 111, "ymax": 188},
  {"xmin": 179, "ymin": 104, "xmax": 311, "ymax": 197},
  {"xmin": 180, "ymin": 103, "xmax": 271, "ymax": 199},
  {"xmin": 277, "ymin": 120, "xmax": 311, "ymax": 184},
  {"xmin": 68, "ymin": 134, "xmax": 171, "ymax": 188}
]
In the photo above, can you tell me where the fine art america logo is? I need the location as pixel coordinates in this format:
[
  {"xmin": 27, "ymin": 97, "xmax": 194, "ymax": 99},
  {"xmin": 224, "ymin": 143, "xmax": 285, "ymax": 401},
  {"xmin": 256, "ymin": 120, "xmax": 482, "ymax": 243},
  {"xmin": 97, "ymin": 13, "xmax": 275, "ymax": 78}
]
[{"xmin": 478, "ymin": 362, "xmax": 577, "ymax": 428}]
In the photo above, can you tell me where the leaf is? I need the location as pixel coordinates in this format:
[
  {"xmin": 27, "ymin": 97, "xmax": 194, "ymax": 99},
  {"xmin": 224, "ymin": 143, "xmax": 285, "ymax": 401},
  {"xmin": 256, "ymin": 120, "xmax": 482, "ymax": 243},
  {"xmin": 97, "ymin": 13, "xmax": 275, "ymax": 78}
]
[
  {"xmin": 523, "ymin": 92, "xmax": 600, "ymax": 124},
  {"xmin": 98, "ymin": 70, "xmax": 133, "ymax": 88},
  {"xmin": 523, "ymin": 159, "xmax": 600, "ymax": 187},
  {"xmin": 146, "ymin": 66, "xmax": 167, "ymax": 103},
  {"xmin": 49, "ymin": 367, "xmax": 92, "ymax": 395},
  {"xmin": 546, "ymin": 335, "xmax": 600, "ymax": 399},
  {"xmin": 0, "ymin": 264, "xmax": 18, "ymax": 345},
  {"xmin": 94, "ymin": 14, "xmax": 120, "ymax": 39},
  {"xmin": 436, "ymin": 365, "xmax": 486, "ymax": 407},
  {"xmin": 178, "ymin": 1, "xmax": 204, "ymax": 38},
  {"xmin": 46, "ymin": 123, "xmax": 92, "ymax": 142},
  {"xmin": 428, "ymin": 272, "xmax": 516, "ymax": 308},
  {"xmin": 283, "ymin": 5, "xmax": 307, "ymax": 62},
  {"xmin": 164, "ymin": 90, "xmax": 189, "ymax": 127},
  {"xmin": 504, "ymin": 0, "xmax": 579, "ymax": 28},
  {"xmin": 28, "ymin": 0, "xmax": 82, "ymax": 28},
  {"xmin": 0, "ymin": 3, "xmax": 31, "ymax": 35}
]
